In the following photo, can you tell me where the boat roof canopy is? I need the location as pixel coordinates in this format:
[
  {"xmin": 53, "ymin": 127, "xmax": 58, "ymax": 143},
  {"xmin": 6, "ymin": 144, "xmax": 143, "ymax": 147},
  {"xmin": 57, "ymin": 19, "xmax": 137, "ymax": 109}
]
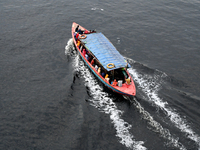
[{"xmin": 80, "ymin": 33, "xmax": 131, "ymax": 71}]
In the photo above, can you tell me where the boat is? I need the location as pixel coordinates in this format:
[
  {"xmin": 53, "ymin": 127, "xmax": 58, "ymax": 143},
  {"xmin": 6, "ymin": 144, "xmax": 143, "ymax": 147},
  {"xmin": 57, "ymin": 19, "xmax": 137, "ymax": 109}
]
[{"xmin": 71, "ymin": 22, "xmax": 136, "ymax": 96}]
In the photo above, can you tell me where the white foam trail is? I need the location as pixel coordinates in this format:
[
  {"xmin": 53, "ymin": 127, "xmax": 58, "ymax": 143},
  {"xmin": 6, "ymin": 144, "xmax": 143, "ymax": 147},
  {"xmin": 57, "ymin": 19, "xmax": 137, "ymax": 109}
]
[
  {"xmin": 128, "ymin": 67, "xmax": 200, "ymax": 149},
  {"xmin": 130, "ymin": 97, "xmax": 186, "ymax": 150},
  {"xmin": 73, "ymin": 56, "xmax": 147, "ymax": 150},
  {"xmin": 65, "ymin": 38, "xmax": 76, "ymax": 56}
]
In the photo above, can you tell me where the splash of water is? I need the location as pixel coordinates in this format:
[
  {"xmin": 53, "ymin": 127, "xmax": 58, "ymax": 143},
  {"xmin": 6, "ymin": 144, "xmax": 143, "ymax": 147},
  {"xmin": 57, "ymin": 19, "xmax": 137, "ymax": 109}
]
[
  {"xmin": 65, "ymin": 38, "xmax": 76, "ymax": 56},
  {"xmin": 128, "ymin": 64, "xmax": 200, "ymax": 149}
]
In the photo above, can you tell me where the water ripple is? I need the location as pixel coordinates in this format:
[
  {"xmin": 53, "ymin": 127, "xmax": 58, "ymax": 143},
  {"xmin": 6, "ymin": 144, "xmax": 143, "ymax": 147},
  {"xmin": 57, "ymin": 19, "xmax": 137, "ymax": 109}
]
[{"xmin": 128, "ymin": 64, "xmax": 200, "ymax": 149}]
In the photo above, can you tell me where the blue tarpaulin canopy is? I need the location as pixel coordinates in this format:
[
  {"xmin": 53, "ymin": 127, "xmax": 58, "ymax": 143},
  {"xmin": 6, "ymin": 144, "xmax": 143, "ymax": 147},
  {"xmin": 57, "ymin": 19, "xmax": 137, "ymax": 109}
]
[{"xmin": 80, "ymin": 33, "xmax": 131, "ymax": 71}]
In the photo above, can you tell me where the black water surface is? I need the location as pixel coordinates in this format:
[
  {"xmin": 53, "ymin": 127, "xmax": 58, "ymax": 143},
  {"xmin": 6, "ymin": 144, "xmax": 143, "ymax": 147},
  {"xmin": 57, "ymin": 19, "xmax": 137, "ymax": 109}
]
[{"xmin": 1, "ymin": 0, "xmax": 200, "ymax": 149}]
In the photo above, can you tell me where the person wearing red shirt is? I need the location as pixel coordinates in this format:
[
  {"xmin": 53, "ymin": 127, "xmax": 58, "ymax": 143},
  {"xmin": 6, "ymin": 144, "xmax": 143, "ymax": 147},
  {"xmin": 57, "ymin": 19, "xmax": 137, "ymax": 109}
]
[
  {"xmin": 112, "ymin": 79, "xmax": 118, "ymax": 86},
  {"xmin": 76, "ymin": 33, "xmax": 79, "ymax": 41},
  {"xmin": 91, "ymin": 58, "xmax": 95, "ymax": 66},
  {"xmin": 82, "ymin": 49, "xmax": 86, "ymax": 57}
]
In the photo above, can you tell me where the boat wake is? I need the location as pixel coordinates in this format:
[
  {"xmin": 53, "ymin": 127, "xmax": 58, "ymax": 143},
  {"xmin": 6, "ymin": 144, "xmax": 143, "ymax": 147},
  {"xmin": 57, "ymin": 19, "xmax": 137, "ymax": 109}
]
[
  {"xmin": 73, "ymin": 55, "xmax": 147, "ymax": 150},
  {"xmin": 129, "ymin": 97, "xmax": 186, "ymax": 149},
  {"xmin": 127, "ymin": 58, "xmax": 200, "ymax": 149}
]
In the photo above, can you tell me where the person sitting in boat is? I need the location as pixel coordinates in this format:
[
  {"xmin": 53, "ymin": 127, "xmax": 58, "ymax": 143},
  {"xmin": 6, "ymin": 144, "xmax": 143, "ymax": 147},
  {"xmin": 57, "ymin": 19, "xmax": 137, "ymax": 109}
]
[
  {"xmin": 77, "ymin": 40, "xmax": 81, "ymax": 48},
  {"xmin": 75, "ymin": 32, "xmax": 79, "ymax": 41},
  {"xmin": 126, "ymin": 77, "xmax": 131, "ymax": 85},
  {"xmin": 74, "ymin": 32, "xmax": 77, "ymax": 40},
  {"xmin": 84, "ymin": 29, "xmax": 96, "ymax": 34},
  {"xmin": 88, "ymin": 55, "xmax": 92, "ymax": 62},
  {"xmin": 77, "ymin": 29, "xmax": 84, "ymax": 34},
  {"xmin": 98, "ymin": 67, "xmax": 101, "ymax": 73},
  {"xmin": 80, "ymin": 45, "xmax": 83, "ymax": 52},
  {"xmin": 95, "ymin": 65, "xmax": 98, "ymax": 71},
  {"xmin": 84, "ymin": 30, "xmax": 89, "ymax": 34},
  {"xmin": 82, "ymin": 49, "xmax": 86, "ymax": 57},
  {"xmin": 85, "ymin": 53, "xmax": 89, "ymax": 60},
  {"xmin": 101, "ymin": 72, "xmax": 106, "ymax": 78},
  {"xmin": 105, "ymin": 74, "xmax": 110, "ymax": 82},
  {"xmin": 112, "ymin": 79, "xmax": 118, "ymax": 86},
  {"xmin": 91, "ymin": 58, "xmax": 95, "ymax": 66}
]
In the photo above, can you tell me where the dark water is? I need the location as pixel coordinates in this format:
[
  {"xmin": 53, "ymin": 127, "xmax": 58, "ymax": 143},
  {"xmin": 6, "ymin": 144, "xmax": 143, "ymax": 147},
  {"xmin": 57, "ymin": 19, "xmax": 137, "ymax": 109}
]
[{"xmin": 1, "ymin": 0, "xmax": 200, "ymax": 149}]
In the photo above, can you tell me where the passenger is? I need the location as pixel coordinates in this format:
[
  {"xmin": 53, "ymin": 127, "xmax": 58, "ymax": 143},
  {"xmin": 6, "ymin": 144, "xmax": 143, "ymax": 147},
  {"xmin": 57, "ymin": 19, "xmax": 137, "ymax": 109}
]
[
  {"xmin": 98, "ymin": 67, "xmax": 101, "ymax": 74},
  {"xmin": 85, "ymin": 53, "xmax": 89, "ymax": 60},
  {"xmin": 76, "ymin": 32, "xmax": 79, "ymax": 40},
  {"xmin": 84, "ymin": 30, "xmax": 89, "ymax": 34},
  {"xmin": 91, "ymin": 58, "xmax": 95, "ymax": 66},
  {"xmin": 82, "ymin": 49, "xmax": 86, "ymax": 57},
  {"xmin": 75, "ymin": 25, "xmax": 79, "ymax": 32},
  {"xmin": 126, "ymin": 78, "xmax": 131, "ymax": 85},
  {"xmin": 77, "ymin": 40, "xmax": 81, "ymax": 48},
  {"xmin": 78, "ymin": 29, "xmax": 84, "ymax": 34},
  {"xmin": 105, "ymin": 74, "xmax": 109, "ymax": 79},
  {"xmin": 80, "ymin": 45, "xmax": 83, "ymax": 52},
  {"xmin": 95, "ymin": 65, "xmax": 98, "ymax": 71},
  {"xmin": 105, "ymin": 74, "xmax": 110, "ymax": 82},
  {"xmin": 101, "ymin": 72, "xmax": 105, "ymax": 78},
  {"xmin": 85, "ymin": 49, "xmax": 89, "ymax": 53},
  {"xmin": 74, "ymin": 32, "xmax": 77, "ymax": 40},
  {"xmin": 88, "ymin": 55, "xmax": 92, "ymax": 62},
  {"xmin": 112, "ymin": 79, "xmax": 118, "ymax": 86}
]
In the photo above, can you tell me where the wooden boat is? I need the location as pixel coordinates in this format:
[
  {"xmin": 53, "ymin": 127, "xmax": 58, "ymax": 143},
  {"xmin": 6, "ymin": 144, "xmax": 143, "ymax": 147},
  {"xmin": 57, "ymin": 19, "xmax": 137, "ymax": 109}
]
[{"xmin": 71, "ymin": 22, "xmax": 136, "ymax": 96}]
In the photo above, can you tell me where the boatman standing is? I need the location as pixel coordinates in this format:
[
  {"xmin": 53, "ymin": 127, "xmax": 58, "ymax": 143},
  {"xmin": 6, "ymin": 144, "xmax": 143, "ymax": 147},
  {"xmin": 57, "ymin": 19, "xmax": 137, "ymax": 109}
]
[{"xmin": 75, "ymin": 25, "xmax": 79, "ymax": 32}]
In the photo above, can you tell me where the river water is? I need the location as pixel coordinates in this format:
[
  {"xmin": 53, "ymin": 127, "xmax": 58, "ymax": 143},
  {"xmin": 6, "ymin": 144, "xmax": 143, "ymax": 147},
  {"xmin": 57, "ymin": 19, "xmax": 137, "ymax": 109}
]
[{"xmin": 1, "ymin": 0, "xmax": 200, "ymax": 149}]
